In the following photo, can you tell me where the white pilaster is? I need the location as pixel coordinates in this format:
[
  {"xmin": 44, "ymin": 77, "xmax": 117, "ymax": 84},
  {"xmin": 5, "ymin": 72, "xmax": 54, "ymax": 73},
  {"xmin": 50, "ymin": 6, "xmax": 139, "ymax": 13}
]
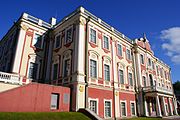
[
  {"xmin": 156, "ymin": 95, "xmax": 162, "ymax": 117},
  {"xmin": 168, "ymin": 97, "xmax": 173, "ymax": 116},
  {"xmin": 162, "ymin": 97, "xmax": 168, "ymax": 116},
  {"xmin": 144, "ymin": 97, "xmax": 149, "ymax": 116}
]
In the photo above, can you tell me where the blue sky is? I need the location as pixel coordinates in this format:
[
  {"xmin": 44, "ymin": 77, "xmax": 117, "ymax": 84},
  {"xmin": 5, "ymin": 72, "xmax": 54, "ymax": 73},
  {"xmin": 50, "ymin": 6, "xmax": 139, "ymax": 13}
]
[{"xmin": 1, "ymin": 0, "xmax": 180, "ymax": 83}]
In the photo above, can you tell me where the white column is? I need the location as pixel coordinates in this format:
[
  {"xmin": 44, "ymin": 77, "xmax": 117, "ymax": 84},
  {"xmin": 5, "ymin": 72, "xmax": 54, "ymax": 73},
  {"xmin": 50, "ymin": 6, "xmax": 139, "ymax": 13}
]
[
  {"xmin": 156, "ymin": 96, "xmax": 162, "ymax": 117},
  {"xmin": 172, "ymin": 98, "xmax": 178, "ymax": 115},
  {"xmin": 168, "ymin": 98, "xmax": 173, "ymax": 116},
  {"xmin": 144, "ymin": 97, "xmax": 149, "ymax": 116},
  {"xmin": 162, "ymin": 97, "xmax": 168, "ymax": 116}
]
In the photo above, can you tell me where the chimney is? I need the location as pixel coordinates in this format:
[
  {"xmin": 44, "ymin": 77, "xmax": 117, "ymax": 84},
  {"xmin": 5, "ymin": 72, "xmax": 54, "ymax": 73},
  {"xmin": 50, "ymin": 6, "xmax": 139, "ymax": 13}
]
[{"xmin": 50, "ymin": 17, "xmax": 56, "ymax": 26}]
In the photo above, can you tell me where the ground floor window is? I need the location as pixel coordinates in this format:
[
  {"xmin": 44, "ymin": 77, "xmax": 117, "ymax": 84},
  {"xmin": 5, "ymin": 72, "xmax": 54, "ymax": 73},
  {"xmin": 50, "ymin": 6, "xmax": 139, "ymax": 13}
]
[
  {"xmin": 105, "ymin": 101, "xmax": 111, "ymax": 117},
  {"xmin": 50, "ymin": 93, "xmax": 59, "ymax": 110},
  {"xmin": 131, "ymin": 102, "xmax": 135, "ymax": 116},
  {"xmin": 89, "ymin": 100, "xmax": 97, "ymax": 113},
  {"xmin": 121, "ymin": 102, "xmax": 126, "ymax": 116}
]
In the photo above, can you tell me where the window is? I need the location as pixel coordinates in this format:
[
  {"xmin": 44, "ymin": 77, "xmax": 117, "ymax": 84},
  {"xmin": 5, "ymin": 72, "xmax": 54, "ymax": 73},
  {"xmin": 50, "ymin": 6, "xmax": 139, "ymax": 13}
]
[
  {"xmin": 28, "ymin": 62, "xmax": 38, "ymax": 79},
  {"xmin": 126, "ymin": 49, "xmax": 131, "ymax": 60},
  {"xmin": 55, "ymin": 35, "xmax": 61, "ymax": 48},
  {"xmin": 33, "ymin": 33, "xmax": 42, "ymax": 48},
  {"xmin": 103, "ymin": 36, "xmax": 109, "ymax": 49},
  {"xmin": 117, "ymin": 44, "xmax": 122, "ymax": 56},
  {"xmin": 148, "ymin": 58, "xmax": 151, "ymax": 66},
  {"xmin": 143, "ymin": 76, "xmax": 146, "ymax": 87},
  {"xmin": 121, "ymin": 102, "xmax": 126, "ymax": 116},
  {"xmin": 104, "ymin": 64, "xmax": 110, "ymax": 81},
  {"xmin": 129, "ymin": 73, "xmax": 133, "ymax": 86},
  {"xmin": 119, "ymin": 70, "xmax": 124, "ymax": 84},
  {"xmin": 152, "ymin": 61, "xmax": 155, "ymax": 69},
  {"xmin": 64, "ymin": 59, "xmax": 70, "ymax": 77},
  {"xmin": 90, "ymin": 100, "xmax": 97, "ymax": 113},
  {"xmin": 90, "ymin": 28, "xmax": 96, "ymax": 43},
  {"xmin": 140, "ymin": 54, "xmax": 144, "ymax": 64},
  {"xmin": 90, "ymin": 60, "xmax": 97, "ymax": 78},
  {"xmin": 105, "ymin": 101, "xmax": 111, "ymax": 117},
  {"xmin": 131, "ymin": 103, "xmax": 135, "ymax": 116},
  {"xmin": 156, "ymin": 66, "xmax": 159, "ymax": 75},
  {"xmin": 65, "ymin": 27, "xmax": 73, "ymax": 44},
  {"xmin": 50, "ymin": 93, "xmax": 59, "ymax": 110},
  {"xmin": 53, "ymin": 64, "xmax": 58, "ymax": 80}
]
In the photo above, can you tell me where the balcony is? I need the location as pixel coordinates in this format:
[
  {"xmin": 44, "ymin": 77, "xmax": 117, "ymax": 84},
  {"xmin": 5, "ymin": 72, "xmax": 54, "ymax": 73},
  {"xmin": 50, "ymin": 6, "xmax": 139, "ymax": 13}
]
[
  {"xmin": 0, "ymin": 71, "xmax": 29, "ymax": 85},
  {"xmin": 142, "ymin": 85, "xmax": 173, "ymax": 95}
]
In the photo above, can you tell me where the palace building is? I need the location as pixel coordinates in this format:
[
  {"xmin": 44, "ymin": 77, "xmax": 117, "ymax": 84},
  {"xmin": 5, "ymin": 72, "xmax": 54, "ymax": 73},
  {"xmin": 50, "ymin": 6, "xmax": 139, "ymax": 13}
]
[{"xmin": 0, "ymin": 6, "xmax": 178, "ymax": 119}]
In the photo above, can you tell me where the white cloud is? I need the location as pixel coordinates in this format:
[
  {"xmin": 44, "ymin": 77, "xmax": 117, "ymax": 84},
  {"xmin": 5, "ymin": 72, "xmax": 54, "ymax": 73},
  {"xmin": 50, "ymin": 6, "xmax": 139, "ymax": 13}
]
[{"xmin": 160, "ymin": 27, "xmax": 180, "ymax": 64}]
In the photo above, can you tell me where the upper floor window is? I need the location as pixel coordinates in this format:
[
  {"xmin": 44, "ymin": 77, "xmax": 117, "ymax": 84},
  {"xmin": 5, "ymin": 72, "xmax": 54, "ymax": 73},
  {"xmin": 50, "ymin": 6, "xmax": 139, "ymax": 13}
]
[
  {"xmin": 104, "ymin": 64, "xmax": 110, "ymax": 81},
  {"xmin": 90, "ymin": 59, "xmax": 97, "ymax": 78},
  {"xmin": 65, "ymin": 27, "xmax": 73, "ymax": 44},
  {"xmin": 140, "ymin": 54, "xmax": 144, "ymax": 64},
  {"xmin": 53, "ymin": 63, "xmax": 58, "ymax": 80},
  {"xmin": 54, "ymin": 35, "xmax": 61, "ymax": 49},
  {"xmin": 129, "ymin": 73, "xmax": 133, "ymax": 86},
  {"xmin": 33, "ymin": 33, "xmax": 43, "ymax": 49},
  {"xmin": 90, "ymin": 28, "xmax": 96, "ymax": 44},
  {"xmin": 152, "ymin": 61, "xmax": 155, "ymax": 69},
  {"xmin": 105, "ymin": 101, "xmax": 111, "ymax": 118},
  {"xmin": 63, "ymin": 59, "xmax": 70, "ymax": 77},
  {"xmin": 117, "ymin": 44, "xmax": 122, "ymax": 56},
  {"xmin": 119, "ymin": 69, "xmax": 124, "ymax": 84},
  {"xmin": 143, "ymin": 76, "xmax": 146, "ymax": 87},
  {"xmin": 28, "ymin": 62, "xmax": 38, "ymax": 79},
  {"xmin": 156, "ymin": 66, "xmax": 159, "ymax": 75},
  {"xmin": 103, "ymin": 36, "xmax": 109, "ymax": 49},
  {"xmin": 148, "ymin": 58, "xmax": 151, "ymax": 66},
  {"xmin": 126, "ymin": 49, "xmax": 131, "ymax": 60}
]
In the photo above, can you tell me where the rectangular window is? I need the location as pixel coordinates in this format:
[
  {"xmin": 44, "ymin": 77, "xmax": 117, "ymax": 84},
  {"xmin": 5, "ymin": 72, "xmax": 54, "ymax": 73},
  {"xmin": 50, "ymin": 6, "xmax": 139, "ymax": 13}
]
[
  {"xmin": 117, "ymin": 44, "xmax": 122, "ymax": 56},
  {"xmin": 148, "ymin": 58, "xmax": 151, "ymax": 66},
  {"xmin": 156, "ymin": 66, "xmax": 159, "ymax": 75},
  {"xmin": 55, "ymin": 35, "xmax": 61, "ymax": 48},
  {"xmin": 143, "ymin": 76, "xmax": 146, "ymax": 87},
  {"xmin": 104, "ymin": 64, "xmax": 110, "ymax": 81},
  {"xmin": 121, "ymin": 102, "xmax": 126, "ymax": 116},
  {"xmin": 64, "ymin": 59, "xmax": 70, "ymax": 77},
  {"xmin": 90, "ymin": 100, "xmax": 97, "ymax": 113},
  {"xmin": 103, "ymin": 36, "xmax": 109, "ymax": 49},
  {"xmin": 140, "ymin": 54, "xmax": 144, "ymax": 64},
  {"xmin": 53, "ymin": 64, "xmax": 58, "ymax": 80},
  {"xmin": 126, "ymin": 49, "xmax": 131, "ymax": 60},
  {"xmin": 33, "ymin": 33, "xmax": 42, "ymax": 48},
  {"xmin": 90, "ymin": 60, "xmax": 97, "ymax": 78},
  {"xmin": 28, "ymin": 62, "xmax": 38, "ymax": 79},
  {"xmin": 105, "ymin": 101, "xmax": 111, "ymax": 117},
  {"xmin": 65, "ymin": 27, "xmax": 73, "ymax": 44},
  {"xmin": 50, "ymin": 93, "xmax": 59, "ymax": 110},
  {"xmin": 131, "ymin": 103, "xmax": 135, "ymax": 116},
  {"xmin": 90, "ymin": 28, "xmax": 96, "ymax": 43},
  {"xmin": 129, "ymin": 73, "xmax": 133, "ymax": 86},
  {"xmin": 152, "ymin": 61, "xmax": 155, "ymax": 69},
  {"xmin": 119, "ymin": 70, "xmax": 124, "ymax": 84}
]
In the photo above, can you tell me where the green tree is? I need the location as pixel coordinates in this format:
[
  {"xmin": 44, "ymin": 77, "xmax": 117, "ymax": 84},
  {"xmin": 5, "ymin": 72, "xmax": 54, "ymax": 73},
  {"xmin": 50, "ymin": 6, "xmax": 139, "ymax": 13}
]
[{"xmin": 173, "ymin": 80, "xmax": 180, "ymax": 92}]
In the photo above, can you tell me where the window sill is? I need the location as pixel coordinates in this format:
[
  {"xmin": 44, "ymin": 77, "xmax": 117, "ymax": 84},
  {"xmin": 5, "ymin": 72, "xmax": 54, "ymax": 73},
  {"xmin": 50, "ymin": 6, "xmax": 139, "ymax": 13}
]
[
  {"xmin": 64, "ymin": 41, "xmax": 72, "ymax": 47},
  {"xmin": 89, "ymin": 42, "xmax": 98, "ymax": 48},
  {"xmin": 102, "ymin": 48, "xmax": 110, "ymax": 53}
]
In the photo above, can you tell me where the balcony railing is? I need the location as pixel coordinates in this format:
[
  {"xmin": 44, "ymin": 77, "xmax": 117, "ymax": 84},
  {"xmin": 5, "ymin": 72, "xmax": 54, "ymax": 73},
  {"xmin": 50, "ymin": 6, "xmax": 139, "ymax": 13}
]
[
  {"xmin": 0, "ymin": 71, "xmax": 29, "ymax": 85},
  {"xmin": 142, "ymin": 85, "xmax": 173, "ymax": 95}
]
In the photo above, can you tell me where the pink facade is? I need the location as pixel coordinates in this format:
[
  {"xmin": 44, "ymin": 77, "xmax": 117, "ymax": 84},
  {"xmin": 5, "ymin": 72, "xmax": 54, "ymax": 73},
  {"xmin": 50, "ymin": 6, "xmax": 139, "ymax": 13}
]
[{"xmin": 0, "ymin": 83, "xmax": 70, "ymax": 112}]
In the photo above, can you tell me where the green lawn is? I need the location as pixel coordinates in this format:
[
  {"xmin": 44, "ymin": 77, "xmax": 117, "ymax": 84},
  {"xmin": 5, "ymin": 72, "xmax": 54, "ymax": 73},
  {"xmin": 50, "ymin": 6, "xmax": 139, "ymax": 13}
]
[
  {"xmin": 125, "ymin": 117, "xmax": 162, "ymax": 120},
  {"xmin": 0, "ymin": 112, "xmax": 90, "ymax": 120}
]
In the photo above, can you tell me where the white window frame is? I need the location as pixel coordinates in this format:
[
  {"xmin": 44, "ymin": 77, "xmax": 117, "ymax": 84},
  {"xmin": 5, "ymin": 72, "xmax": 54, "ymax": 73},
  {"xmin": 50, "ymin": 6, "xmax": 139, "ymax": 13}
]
[
  {"xmin": 88, "ymin": 98, "xmax": 99, "ymax": 115},
  {"xmin": 117, "ymin": 43, "xmax": 123, "ymax": 56},
  {"xmin": 89, "ymin": 28, "xmax": 97, "ymax": 44},
  {"xmin": 65, "ymin": 26, "xmax": 73, "ymax": 44},
  {"xmin": 50, "ymin": 93, "xmax": 59, "ymax": 110},
  {"xmin": 119, "ymin": 69, "xmax": 124, "ymax": 84},
  {"xmin": 140, "ymin": 54, "xmax": 144, "ymax": 64},
  {"xmin": 128, "ymin": 72, "xmax": 133, "ymax": 86},
  {"xmin": 32, "ymin": 32, "xmax": 44, "ymax": 49},
  {"xmin": 54, "ymin": 33, "xmax": 62, "ymax": 49},
  {"xmin": 103, "ymin": 34, "xmax": 110, "ymax": 50},
  {"xmin": 104, "ymin": 99, "xmax": 112, "ymax": 118},
  {"xmin": 120, "ymin": 100, "xmax": 127, "ymax": 117},
  {"xmin": 130, "ymin": 101, "xmax": 136, "ymax": 116},
  {"xmin": 104, "ymin": 64, "xmax": 110, "ymax": 81},
  {"xmin": 90, "ymin": 59, "xmax": 98, "ymax": 79},
  {"xmin": 126, "ymin": 48, "xmax": 132, "ymax": 60}
]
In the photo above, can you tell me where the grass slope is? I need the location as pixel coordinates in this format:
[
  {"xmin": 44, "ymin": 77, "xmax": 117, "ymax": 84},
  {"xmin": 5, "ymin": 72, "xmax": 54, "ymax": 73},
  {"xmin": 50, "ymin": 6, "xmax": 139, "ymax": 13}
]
[{"xmin": 0, "ymin": 112, "xmax": 90, "ymax": 120}]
